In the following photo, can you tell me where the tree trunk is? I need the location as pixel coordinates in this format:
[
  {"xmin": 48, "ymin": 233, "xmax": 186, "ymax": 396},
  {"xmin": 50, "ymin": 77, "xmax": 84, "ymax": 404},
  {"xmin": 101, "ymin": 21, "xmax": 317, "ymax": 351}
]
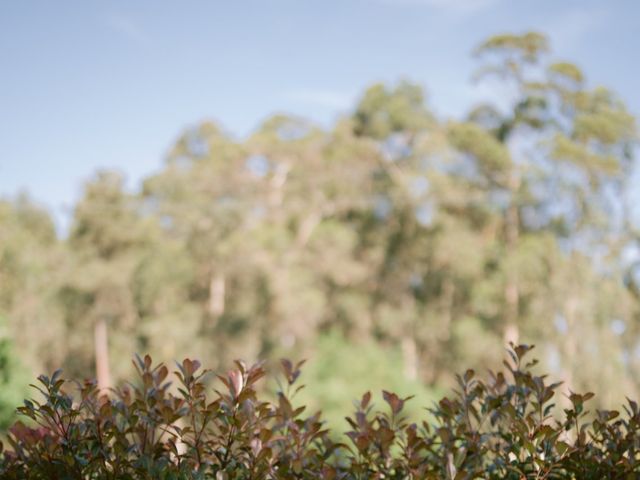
[
  {"xmin": 401, "ymin": 294, "xmax": 419, "ymax": 381},
  {"xmin": 94, "ymin": 316, "xmax": 111, "ymax": 392},
  {"xmin": 295, "ymin": 212, "xmax": 321, "ymax": 249},
  {"xmin": 268, "ymin": 162, "xmax": 291, "ymax": 208},
  {"xmin": 562, "ymin": 295, "xmax": 579, "ymax": 395},
  {"xmin": 504, "ymin": 170, "xmax": 521, "ymax": 345},
  {"xmin": 208, "ymin": 272, "xmax": 226, "ymax": 318},
  {"xmin": 440, "ymin": 276, "xmax": 455, "ymax": 341},
  {"xmin": 401, "ymin": 336, "xmax": 418, "ymax": 381}
]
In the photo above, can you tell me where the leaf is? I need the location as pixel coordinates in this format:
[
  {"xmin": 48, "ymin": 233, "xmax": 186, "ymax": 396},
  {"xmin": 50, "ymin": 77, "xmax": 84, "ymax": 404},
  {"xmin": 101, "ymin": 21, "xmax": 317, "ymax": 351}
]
[
  {"xmin": 229, "ymin": 370, "xmax": 243, "ymax": 397},
  {"xmin": 382, "ymin": 390, "xmax": 404, "ymax": 415},
  {"xmin": 361, "ymin": 391, "xmax": 371, "ymax": 409},
  {"xmin": 463, "ymin": 369, "xmax": 475, "ymax": 383}
]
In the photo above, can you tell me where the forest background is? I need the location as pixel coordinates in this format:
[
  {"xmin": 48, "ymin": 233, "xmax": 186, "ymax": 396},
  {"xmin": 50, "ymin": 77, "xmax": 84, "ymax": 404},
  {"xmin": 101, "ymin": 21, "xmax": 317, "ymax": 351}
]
[{"xmin": 1, "ymin": 1, "xmax": 640, "ymax": 431}]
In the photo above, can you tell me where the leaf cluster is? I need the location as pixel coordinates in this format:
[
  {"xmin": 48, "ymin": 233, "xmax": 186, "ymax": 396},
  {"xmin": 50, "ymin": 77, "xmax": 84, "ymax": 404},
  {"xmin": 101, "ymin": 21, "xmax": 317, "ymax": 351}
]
[{"xmin": 1, "ymin": 346, "xmax": 639, "ymax": 479}]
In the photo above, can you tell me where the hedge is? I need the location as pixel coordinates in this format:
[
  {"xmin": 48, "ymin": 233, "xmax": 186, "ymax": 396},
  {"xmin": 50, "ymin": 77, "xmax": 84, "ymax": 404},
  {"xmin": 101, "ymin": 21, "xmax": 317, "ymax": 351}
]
[{"xmin": 1, "ymin": 345, "xmax": 639, "ymax": 479}]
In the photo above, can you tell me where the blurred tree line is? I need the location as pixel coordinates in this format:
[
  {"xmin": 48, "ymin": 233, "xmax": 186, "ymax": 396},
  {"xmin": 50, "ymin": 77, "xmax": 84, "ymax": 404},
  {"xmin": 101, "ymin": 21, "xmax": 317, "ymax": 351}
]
[{"xmin": 0, "ymin": 32, "xmax": 638, "ymax": 425}]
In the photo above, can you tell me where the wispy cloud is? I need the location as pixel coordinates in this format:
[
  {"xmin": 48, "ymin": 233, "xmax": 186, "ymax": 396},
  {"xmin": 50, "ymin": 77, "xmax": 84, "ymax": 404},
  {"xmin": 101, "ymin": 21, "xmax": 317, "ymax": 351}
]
[
  {"xmin": 281, "ymin": 89, "xmax": 356, "ymax": 110},
  {"xmin": 105, "ymin": 14, "xmax": 150, "ymax": 46},
  {"xmin": 375, "ymin": 0, "xmax": 502, "ymax": 15}
]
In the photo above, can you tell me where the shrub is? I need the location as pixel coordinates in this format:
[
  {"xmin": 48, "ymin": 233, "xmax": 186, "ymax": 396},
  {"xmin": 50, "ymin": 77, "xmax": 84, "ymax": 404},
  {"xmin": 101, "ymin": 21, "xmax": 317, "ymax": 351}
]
[{"xmin": 1, "ymin": 345, "xmax": 639, "ymax": 479}]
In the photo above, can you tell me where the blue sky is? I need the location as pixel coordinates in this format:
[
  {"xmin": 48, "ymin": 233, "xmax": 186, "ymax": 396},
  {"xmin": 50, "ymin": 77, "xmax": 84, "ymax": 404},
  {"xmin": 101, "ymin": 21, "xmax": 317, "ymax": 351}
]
[{"xmin": 1, "ymin": 0, "xmax": 639, "ymax": 231}]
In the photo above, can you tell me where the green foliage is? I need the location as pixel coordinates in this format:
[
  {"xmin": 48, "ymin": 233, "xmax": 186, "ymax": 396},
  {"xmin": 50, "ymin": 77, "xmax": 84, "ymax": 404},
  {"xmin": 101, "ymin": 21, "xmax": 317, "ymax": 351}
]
[
  {"xmin": 0, "ymin": 316, "xmax": 28, "ymax": 430},
  {"xmin": 447, "ymin": 122, "xmax": 511, "ymax": 176},
  {"xmin": 353, "ymin": 81, "xmax": 432, "ymax": 139},
  {"xmin": 2, "ymin": 346, "xmax": 640, "ymax": 478},
  {"xmin": 295, "ymin": 332, "xmax": 441, "ymax": 432}
]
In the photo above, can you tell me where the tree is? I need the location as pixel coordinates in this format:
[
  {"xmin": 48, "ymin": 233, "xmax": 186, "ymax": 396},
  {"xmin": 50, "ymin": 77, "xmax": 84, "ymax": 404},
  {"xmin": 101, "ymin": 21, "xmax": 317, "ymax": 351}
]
[
  {"xmin": 449, "ymin": 31, "xmax": 636, "ymax": 393},
  {"xmin": 344, "ymin": 35, "xmax": 637, "ymax": 396},
  {"xmin": 64, "ymin": 171, "xmax": 150, "ymax": 389},
  {"xmin": 0, "ymin": 195, "xmax": 65, "ymax": 374}
]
